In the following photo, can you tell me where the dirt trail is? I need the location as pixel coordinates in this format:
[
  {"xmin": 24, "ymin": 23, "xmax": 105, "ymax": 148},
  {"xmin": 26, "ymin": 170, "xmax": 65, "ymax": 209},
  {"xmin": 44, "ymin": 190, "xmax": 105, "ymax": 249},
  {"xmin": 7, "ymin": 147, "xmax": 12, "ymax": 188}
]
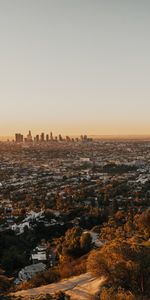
[{"xmin": 12, "ymin": 273, "xmax": 105, "ymax": 299}]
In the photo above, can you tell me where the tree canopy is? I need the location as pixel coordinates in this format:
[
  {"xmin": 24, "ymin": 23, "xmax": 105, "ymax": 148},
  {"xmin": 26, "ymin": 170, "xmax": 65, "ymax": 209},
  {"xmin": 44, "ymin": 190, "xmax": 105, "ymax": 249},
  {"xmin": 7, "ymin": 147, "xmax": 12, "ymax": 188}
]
[{"xmin": 87, "ymin": 238, "xmax": 150, "ymax": 297}]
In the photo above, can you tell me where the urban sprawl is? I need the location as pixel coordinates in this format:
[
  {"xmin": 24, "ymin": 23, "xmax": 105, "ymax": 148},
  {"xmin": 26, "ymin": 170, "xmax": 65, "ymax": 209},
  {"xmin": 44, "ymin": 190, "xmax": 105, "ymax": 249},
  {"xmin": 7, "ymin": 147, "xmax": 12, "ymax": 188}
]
[{"xmin": 1, "ymin": 133, "xmax": 150, "ymax": 299}]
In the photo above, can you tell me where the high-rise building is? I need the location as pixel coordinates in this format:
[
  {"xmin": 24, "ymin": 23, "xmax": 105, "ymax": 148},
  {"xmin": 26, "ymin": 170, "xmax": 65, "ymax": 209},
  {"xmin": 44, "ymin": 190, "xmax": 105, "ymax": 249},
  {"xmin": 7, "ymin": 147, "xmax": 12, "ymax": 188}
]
[
  {"xmin": 40, "ymin": 132, "xmax": 45, "ymax": 142},
  {"xmin": 15, "ymin": 133, "xmax": 23, "ymax": 143},
  {"xmin": 35, "ymin": 135, "xmax": 39, "ymax": 143},
  {"xmin": 26, "ymin": 130, "xmax": 33, "ymax": 142},
  {"xmin": 66, "ymin": 136, "xmax": 70, "ymax": 142},
  {"xmin": 59, "ymin": 134, "xmax": 63, "ymax": 141},
  {"xmin": 80, "ymin": 135, "xmax": 84, "ymax": 141},
  {"xmin": 46, "ymin": 134, "xmax": 49, "ymax": 142},
  {"xmin": 50, "ymin": 132, "xmax": 53, "ymax": 141}
]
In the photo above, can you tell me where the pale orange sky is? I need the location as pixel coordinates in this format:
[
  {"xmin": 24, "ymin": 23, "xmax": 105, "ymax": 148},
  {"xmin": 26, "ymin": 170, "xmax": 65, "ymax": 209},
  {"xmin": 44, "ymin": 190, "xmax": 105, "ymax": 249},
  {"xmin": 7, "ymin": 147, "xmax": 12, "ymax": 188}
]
[
  {"xmin": 2, "ymin": 121, "xmax": 150, "ymax": 138},
  {"xmin": 0, "ymin": 1, "xmax": 150, "ymax": 137}
]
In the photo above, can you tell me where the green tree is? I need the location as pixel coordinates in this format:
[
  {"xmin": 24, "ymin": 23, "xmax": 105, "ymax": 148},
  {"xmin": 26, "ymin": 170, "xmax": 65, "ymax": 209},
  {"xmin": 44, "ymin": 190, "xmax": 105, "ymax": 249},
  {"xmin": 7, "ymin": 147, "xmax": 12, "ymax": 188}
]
[
  {"xmin": 87, "ymin": 238, "xmax": 150, "ymax": 295},
  {"xmin": 100, "ymin": 287, "xmax": 136, "ymax": 300},
  {"xmin": 63, "ymin": 227, "xmax": 82, "ymax": 257},
  {"xmin": 137, "ymin": 208, "xmax": 150, "ymax": 236},
  {"xmin": 80, "ymin": 232, "xmax": 92, "ymax": 253}
]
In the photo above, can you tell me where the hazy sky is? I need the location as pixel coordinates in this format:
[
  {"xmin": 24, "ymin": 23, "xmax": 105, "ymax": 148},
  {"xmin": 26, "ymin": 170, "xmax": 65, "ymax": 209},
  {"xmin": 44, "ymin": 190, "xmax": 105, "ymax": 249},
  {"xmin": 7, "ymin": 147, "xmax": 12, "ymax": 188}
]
[{"xmin": 1, "ymin": 0, "xmax": 150, "ymax": 136}]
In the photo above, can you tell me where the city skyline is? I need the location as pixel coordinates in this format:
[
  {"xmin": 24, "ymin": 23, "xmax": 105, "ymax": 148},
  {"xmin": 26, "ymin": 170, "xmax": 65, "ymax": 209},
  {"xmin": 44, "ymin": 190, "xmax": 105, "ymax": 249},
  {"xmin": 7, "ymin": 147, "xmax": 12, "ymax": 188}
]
[
  {"xmin": 1, "ymin": 1, "xmax": 150, "ymax": 136},
  {"xmin": 14, "ymin": 130, "xmax": 91, "ymax": 143},
  {"xmin": 2, "ymin": 130, "xmax": 150, "ymax": 142}
]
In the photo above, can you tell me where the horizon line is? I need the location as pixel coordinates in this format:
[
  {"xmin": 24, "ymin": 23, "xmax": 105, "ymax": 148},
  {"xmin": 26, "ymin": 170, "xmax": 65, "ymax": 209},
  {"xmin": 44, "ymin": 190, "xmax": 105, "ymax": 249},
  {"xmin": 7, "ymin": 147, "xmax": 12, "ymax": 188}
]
[{"xmin": 1, "ymin": 133, "xmax": 150, "ymax": 141}]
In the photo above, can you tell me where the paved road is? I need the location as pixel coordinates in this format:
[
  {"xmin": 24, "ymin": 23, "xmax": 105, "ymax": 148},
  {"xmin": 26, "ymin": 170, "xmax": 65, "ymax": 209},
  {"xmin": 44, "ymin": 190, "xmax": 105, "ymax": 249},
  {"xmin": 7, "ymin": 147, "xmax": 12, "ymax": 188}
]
[{"xmin": 12, "ymin": 273, "xmax": 105, "ymax": 300}]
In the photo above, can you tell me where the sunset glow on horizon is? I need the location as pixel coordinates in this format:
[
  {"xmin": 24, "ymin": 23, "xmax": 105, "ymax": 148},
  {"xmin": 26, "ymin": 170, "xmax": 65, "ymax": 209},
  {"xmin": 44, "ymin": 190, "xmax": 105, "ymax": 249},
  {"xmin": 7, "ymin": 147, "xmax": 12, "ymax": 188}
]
[{"xmin": 1, "ymin": 0, "xmax": 150, "ymax": 137}]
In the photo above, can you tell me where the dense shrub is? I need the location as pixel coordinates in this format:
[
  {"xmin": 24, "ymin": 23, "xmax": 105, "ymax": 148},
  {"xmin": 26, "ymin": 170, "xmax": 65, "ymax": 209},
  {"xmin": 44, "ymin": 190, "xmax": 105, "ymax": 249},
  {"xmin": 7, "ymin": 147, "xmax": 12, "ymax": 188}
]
[
  {"xmin": 87, "ymin": 238, "xmax": 150, "ymax": 296},
  {"xmin": 59, "ymin": 255, "xmax": 87, "ymax": 278},
  {"xmin": 16, "ymin": 267, "xmax": 60, "ymax": 291},
  {"xmin": 100, "ymin": 287, "xmax": 137, "ymax": 300}
]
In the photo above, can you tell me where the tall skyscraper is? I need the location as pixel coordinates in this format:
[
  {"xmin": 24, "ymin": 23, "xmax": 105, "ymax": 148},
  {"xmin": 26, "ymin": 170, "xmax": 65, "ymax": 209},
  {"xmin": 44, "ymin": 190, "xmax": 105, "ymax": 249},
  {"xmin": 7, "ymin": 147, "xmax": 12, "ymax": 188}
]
[
  {"xmin": 59, "ymin": 134, "xmax": 63, "ymax": 141},
  {"xmin": 26, "ymin": 130, "xmax": 33, "ymax": 142},
  {"xmin": 35, "ymin": 135, "xmax": 39, "ymax": 143},
  {"xmin": 46, "ymin": 134, "xmax": 49, "ymax": 142},
  {"xmin": 40, "ymin": 132, "xmax": 45, "ymax": 142},
  {"xmin": 66, "ymin": 136, "xmax": 70, "ymax": 142},
  {"xmin": 15, "ymin": 133, "xmax": 23, "ymax": 143},
  {"xmin": 50, "ymin": 132, "xmax": 53, "ymax": 141}
]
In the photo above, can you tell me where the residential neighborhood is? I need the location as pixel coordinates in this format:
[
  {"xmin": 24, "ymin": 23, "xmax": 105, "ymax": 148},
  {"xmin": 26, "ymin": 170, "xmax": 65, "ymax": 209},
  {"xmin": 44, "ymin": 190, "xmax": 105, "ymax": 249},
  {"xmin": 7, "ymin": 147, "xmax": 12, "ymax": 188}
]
[{"xmin": 1, "ymin": 137, "xmax": 150, "ymax": 299}]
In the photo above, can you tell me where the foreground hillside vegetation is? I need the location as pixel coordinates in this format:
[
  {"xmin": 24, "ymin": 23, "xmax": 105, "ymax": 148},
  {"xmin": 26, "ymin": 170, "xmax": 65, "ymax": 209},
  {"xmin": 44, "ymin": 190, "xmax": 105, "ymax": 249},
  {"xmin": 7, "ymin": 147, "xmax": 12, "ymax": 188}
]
[{"xmin": 13, "ymin": 209, "xmax": 150, "ymax": 299}]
